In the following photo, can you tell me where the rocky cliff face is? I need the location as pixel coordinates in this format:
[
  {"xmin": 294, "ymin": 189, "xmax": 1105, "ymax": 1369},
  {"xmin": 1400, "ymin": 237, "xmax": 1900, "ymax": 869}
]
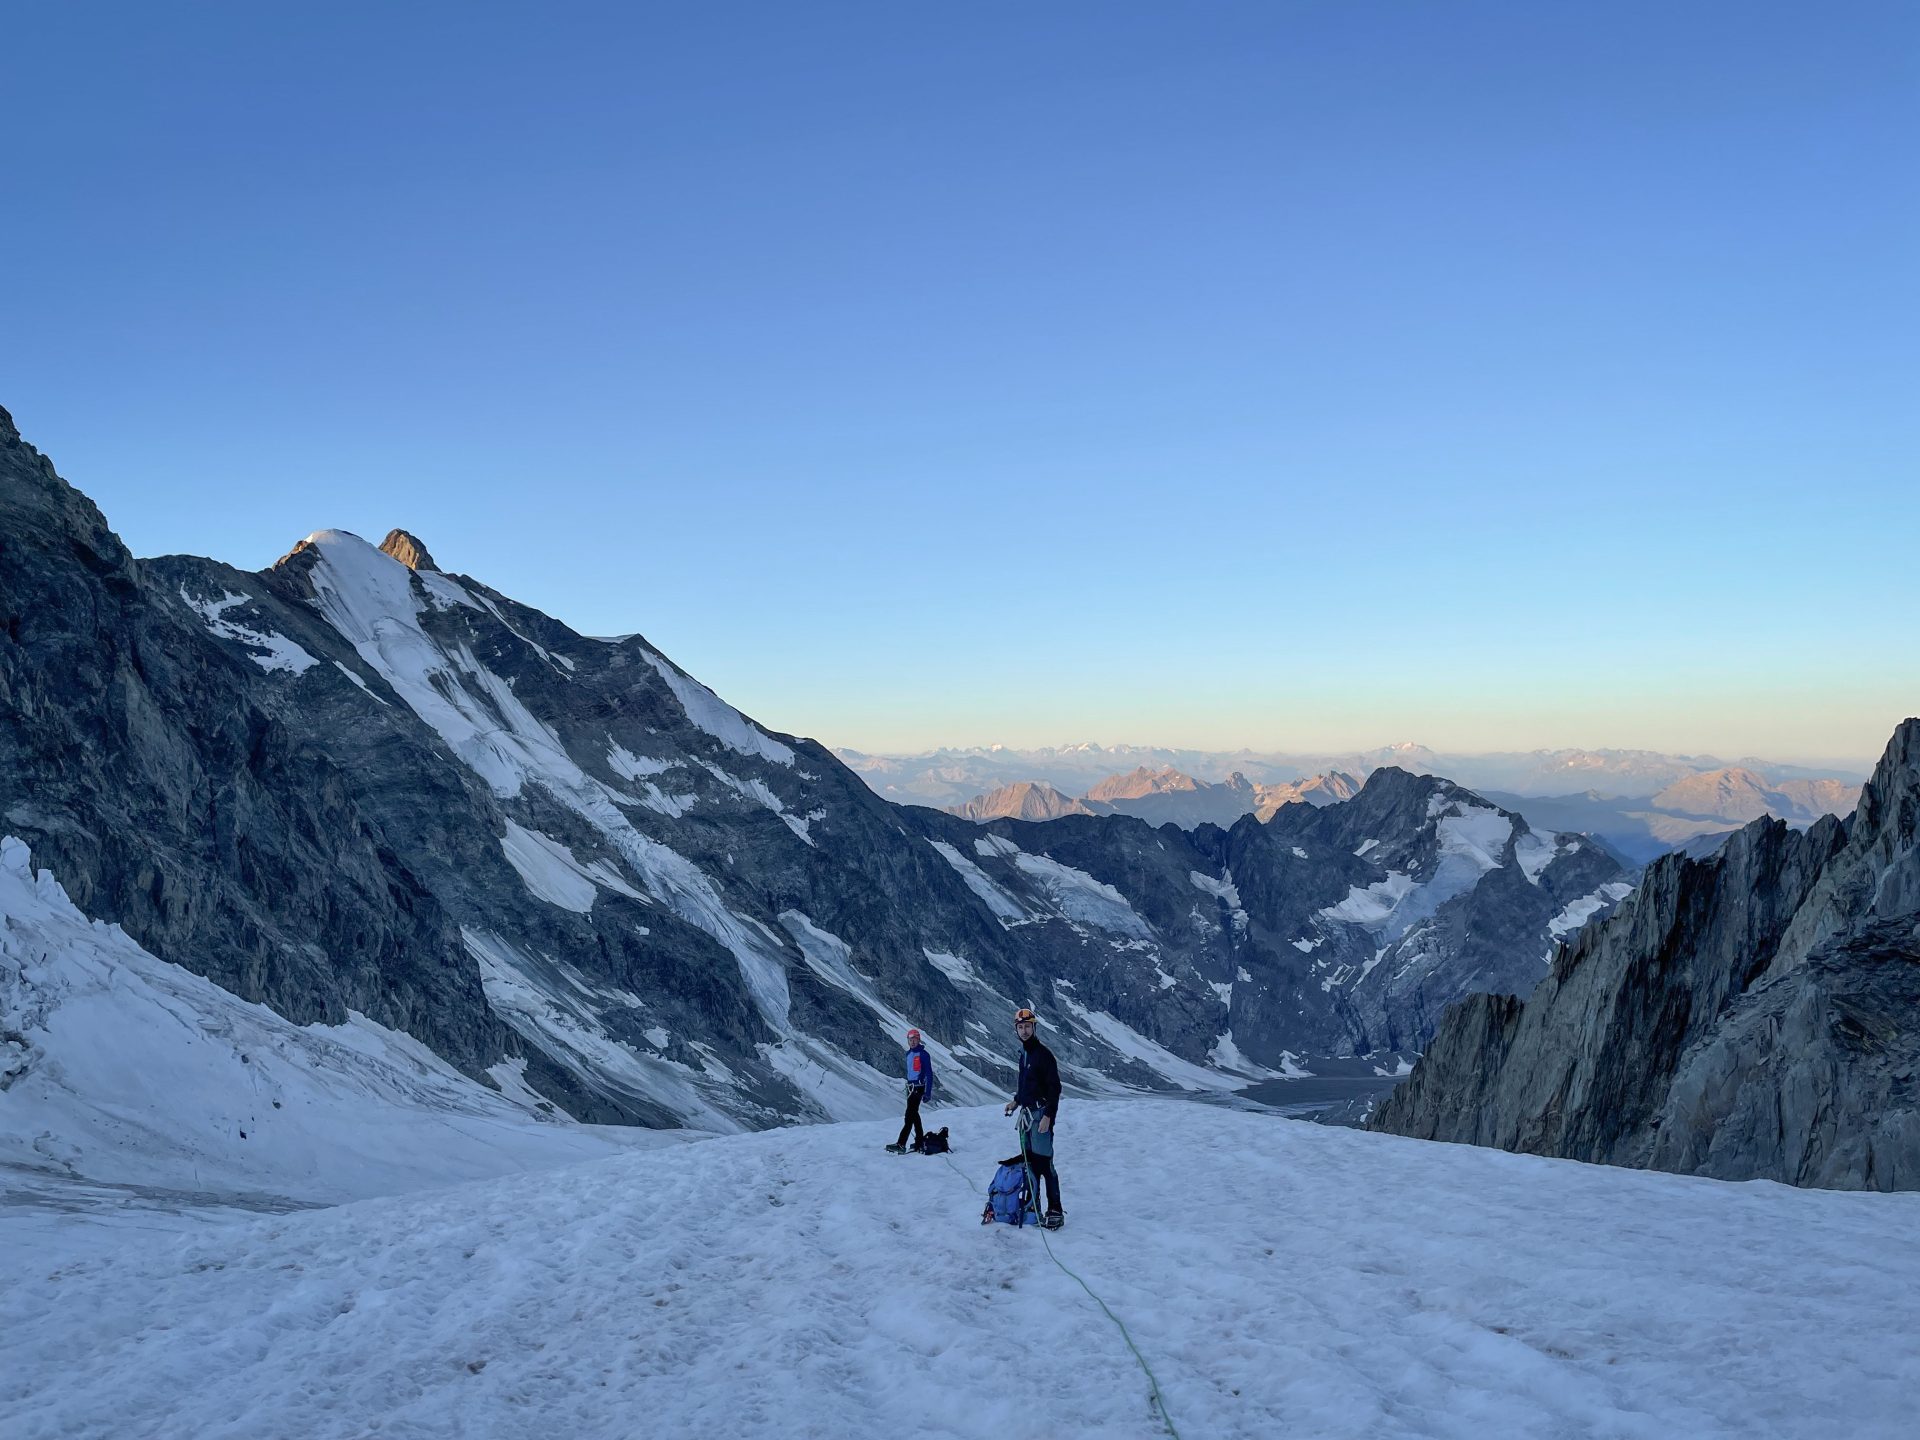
[
  {"xmin": 0, "ymin": 405, "xmax": 1631, "ymax": 1134},
  {"xmin": 917, "ymin": 766, "xmax": 1627, "ymax": 1066},
  {"xmin": 1370, "ymin": 719, "xmax": 1920, "ymax": 1190},
  {"xmin": 0, "ymin": 408, "xmax": 548, "ymax": 1109}
]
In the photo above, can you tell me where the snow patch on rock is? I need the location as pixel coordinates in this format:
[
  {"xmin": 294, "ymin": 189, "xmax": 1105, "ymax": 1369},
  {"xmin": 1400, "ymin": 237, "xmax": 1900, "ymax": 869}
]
[
  {"xmin": 641, "ymin": 651, "xmax": 795, "ymax": 767},
  {"xmin": 1050, "ymin": 989, "xmax": 1239, "ymax": 1092},
  {"xmin": 928, "ymin": 841, "xmax": 1029, "ymax": 925},
  {"xmin": 181, "ymin": 587, "xmax": 318, "ymax": 674},
  {"xmin": 1548, "ymin": 882, "xmax": 1637, "ymax": 942},
  {"xmin": 607, "ymin": 744, "xmax": 679, "ymax": 781},
  {"xmin": 1190, "ymin": 869, "xmax": 1242, "ymax": 907},
  {"xmin": 1014, "ymin": 854, "xmax": 1153, "ymax": 940},
  {"xmin": 1513, "ymin": 827, "xmax": 1561, "ymax": 885}
]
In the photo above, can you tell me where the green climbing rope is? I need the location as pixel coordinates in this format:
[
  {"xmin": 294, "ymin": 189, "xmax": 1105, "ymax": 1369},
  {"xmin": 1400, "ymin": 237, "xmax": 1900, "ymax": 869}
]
[{"xmin": 941, "ymin": 1151, "xmax": 1183, "ymax": 1440}]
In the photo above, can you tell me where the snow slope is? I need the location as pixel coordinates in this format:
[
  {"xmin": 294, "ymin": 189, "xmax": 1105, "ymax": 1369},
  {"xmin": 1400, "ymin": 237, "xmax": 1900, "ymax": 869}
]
[
  {"xmin": 0, "ymin": 837, "xmax": 661, "ymax": 1216},
  {"xmin": 7, "ymin": 1099, "xmax": 1915, "ymax": 1440}
]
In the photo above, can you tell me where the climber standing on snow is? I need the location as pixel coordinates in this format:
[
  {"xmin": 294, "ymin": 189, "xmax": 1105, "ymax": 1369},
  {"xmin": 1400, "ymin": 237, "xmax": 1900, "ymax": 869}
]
[
  {"xmin": 887, "ymin": 1027, "xmax": 936, "ymax": 1153},
  {"xmin": 1005, "ymin": 1006, "xmax": 1064, "ymax": 1227}
]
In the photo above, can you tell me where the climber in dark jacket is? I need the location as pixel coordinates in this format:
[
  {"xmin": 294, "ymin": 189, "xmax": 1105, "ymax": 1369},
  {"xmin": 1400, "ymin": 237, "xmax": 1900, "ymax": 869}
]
[{"xmin": 1004, "ymin": 1007, "xmax": 1063, "ymax": 1226}]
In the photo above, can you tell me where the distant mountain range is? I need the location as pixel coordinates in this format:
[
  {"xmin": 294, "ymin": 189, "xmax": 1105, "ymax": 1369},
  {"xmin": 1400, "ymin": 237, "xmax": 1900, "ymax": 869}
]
[
  {"xmin": 837, "ymin": 742, "xmax": 1868, "ymax": 811},
  {"xmin": 941, "ymin": 762, "xmax": 1858, "ymax": 864},
  {"xmin": 949, "ymin": 780, "xmax": 1102, "ymax": 822},
  {"xmin": 1480, "ymin": 768, "xmax": 1864, "ymax": 864},
  {"xmin": 949, "ymin": 766, "xmax": 1363, "ymax": 830}
]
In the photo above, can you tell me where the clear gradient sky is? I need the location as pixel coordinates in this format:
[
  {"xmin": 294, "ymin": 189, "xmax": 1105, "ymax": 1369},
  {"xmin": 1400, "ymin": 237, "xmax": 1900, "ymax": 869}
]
[{"xmin": 3, "ymin": 3, "xmax": 1914, "ymax": 763}]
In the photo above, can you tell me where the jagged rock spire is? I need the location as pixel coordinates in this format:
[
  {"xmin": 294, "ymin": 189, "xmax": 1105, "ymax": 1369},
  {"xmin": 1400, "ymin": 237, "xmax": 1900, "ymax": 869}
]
[{"xmin": 380, "ymin": 529, "xmax": 438, "ymax": 572}]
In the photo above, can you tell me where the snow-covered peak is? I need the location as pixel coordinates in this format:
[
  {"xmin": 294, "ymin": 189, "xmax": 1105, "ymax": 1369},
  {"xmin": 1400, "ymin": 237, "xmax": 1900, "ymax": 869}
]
[
  {"xmin": 297, "ymin": 528, "xmax": 417, "ymax": 622},
  {"xmin": 1425, "ymin": 790, "xmax": 1514, "ymax": 876},
  {"xmin": 300, "ymin": 527, "xmax": 373, "ymax": 553}
]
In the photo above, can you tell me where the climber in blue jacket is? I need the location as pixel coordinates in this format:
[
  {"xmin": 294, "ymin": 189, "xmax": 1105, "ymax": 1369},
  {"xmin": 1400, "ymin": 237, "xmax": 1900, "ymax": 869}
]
[{"xmin": 886, "ymin": 1027, "xmax": 936, "ymax": 1153}]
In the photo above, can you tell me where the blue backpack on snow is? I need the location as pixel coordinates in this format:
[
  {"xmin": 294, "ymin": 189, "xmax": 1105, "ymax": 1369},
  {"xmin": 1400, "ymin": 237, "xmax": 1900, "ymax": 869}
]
[{"xmin": 983, "ymin": 1156, "xmax": 1038, "ymax": 1227}]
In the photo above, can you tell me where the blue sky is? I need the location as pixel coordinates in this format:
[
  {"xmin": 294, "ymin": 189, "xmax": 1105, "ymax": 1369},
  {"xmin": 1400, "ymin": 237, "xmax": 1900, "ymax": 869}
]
[{"xmin": 4, "ymin": 2, "xmax": 1914, "ymax": 762}]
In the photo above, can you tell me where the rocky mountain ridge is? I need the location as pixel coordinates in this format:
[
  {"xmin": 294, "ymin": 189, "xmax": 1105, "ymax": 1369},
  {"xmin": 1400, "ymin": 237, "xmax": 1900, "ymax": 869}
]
[
  {"xmin": 952, "ymin": 757, "xmax": 1860, "ymax": 856},
  {"xmin": 1253, "ymin": 770, "xmax": 1364, "ymax": 819},
  {"xmin": 1370, "ymin": 719, "xmax": 1920, "ymax": 1190},
  {"xmin": 919, "ymin": 766, "xmax": 1629, "ymax": 1061},
  {"xmin": 949, "ymin": 780, "xmax": 1105, "ymax": 822},
  {"xmin": 1, "ymin": 404, "xmax": 1629, "ymax": 1145}
]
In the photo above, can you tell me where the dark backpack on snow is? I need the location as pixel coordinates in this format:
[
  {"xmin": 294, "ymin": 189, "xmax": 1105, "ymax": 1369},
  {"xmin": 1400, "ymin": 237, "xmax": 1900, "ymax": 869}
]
[{"xmin": 915, "ymin": 1127, "xmax": 951, "ymax": 1156}]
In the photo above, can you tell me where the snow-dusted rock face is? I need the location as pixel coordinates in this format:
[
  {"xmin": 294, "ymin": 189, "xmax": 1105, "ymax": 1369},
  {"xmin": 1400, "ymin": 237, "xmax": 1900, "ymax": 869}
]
[
  {"xmin": 0, "ymin": 409, "xmax": 545, "ymax": 1116},
  {"xmin": 0, "ymin": 405, "xmax": 1628, "ymax": 1142},
  {"xmin": 928, "ymin": 766, "xmax": 1629, "ymax": 1067},
  {"xmin": 0, "ymin": 408, "xmax": 1305, "ymax": 1135},
  {"xmin": 1372, "ymin": 718, "xmax": 1920, "ymax": 1191}
]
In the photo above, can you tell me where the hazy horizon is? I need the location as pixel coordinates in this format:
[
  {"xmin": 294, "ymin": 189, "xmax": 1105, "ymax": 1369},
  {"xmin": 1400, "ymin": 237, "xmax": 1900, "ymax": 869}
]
[{"xmin": 826, "ymin": 734, "xmax": 1883, "ymax": 775}]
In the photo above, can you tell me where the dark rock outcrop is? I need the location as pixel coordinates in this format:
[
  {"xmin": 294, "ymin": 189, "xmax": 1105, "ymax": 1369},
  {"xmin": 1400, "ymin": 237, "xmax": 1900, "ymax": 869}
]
[
  {"xmin": 1650, "ymin": 917, "xmax": 1920, "ymax": 1188},
  {"xmin": 378, "ymin": 528, "xmax": 438, "ymax": 572},
  {"xmin": 1371, "ymin": 719, "xmax": 1920, "ymax": 1191},
  {"xmin": 0, "ymin": 408, "xmax": 570, "ymax": 1108}
]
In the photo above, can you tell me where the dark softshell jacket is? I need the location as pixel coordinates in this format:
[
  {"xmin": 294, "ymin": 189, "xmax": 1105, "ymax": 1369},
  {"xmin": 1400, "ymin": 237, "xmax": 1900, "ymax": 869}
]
[{"xmin": 1014, "ymin": 1036, "xmax": 1060, "ymax": 1121}]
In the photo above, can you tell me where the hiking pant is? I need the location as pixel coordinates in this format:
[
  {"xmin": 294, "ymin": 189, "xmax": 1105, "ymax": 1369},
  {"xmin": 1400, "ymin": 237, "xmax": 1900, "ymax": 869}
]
[
  {"xmin": 1018, "ymin": 1109, "xmax": 1062, "ymax": 1213},
  {"xmin": 1027, "ymin": 1152, "xmax": 1062, "ymax": 1213},
  {"xmin": 896, "ymin": 1088, "xmax": 924, "ymax": 1148}
]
